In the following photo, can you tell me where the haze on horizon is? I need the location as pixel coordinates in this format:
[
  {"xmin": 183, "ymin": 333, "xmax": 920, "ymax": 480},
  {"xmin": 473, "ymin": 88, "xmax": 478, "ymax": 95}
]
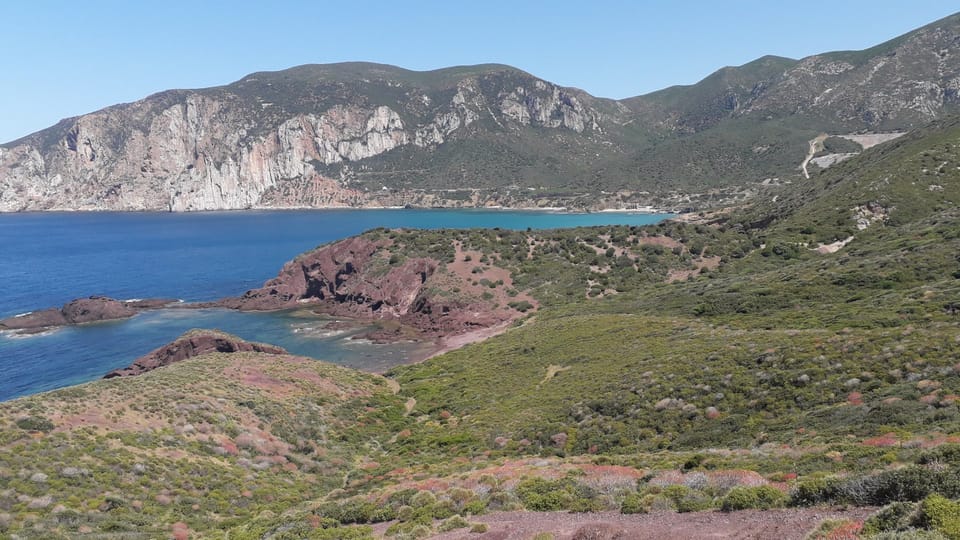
[{"xmin": 1, "ymin": 0, "xmax": 955, "ymax": 143}]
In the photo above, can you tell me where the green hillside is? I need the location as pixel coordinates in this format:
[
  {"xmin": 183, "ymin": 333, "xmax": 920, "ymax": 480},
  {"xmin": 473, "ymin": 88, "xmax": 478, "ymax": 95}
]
[{"xmin": 3, "ymin": 101, "xmax": 960, "ymax": 540}]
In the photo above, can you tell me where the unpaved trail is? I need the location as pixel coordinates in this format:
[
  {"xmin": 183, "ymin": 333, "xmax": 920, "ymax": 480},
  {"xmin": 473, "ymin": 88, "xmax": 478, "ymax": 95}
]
[
  {"xmin": 801, "ymin": 134, "xmax": 828, "ymax": 179},
  {"xmin": 801, "ymin": 132, "xmax": 906, "ymax": 178},
  {"xmin": 423, "ymin": 507, "xmax": 875, "ymax": 540}
]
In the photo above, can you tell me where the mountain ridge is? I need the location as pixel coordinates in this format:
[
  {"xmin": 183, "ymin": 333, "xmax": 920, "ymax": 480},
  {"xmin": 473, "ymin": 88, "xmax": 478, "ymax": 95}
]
[{"xmin": 1, "ymin": 11, "xmax": 959, "ymax": 212}]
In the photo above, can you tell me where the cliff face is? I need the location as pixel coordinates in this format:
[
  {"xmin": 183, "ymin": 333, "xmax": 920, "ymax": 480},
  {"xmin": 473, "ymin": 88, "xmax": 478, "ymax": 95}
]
[
  {"xmin": 0, "ymin": 65, "xmax": 611, "ymax": 212},
  {"xmin": 221, "ymin": 233, "xmax": 527, "ymax": 336}
]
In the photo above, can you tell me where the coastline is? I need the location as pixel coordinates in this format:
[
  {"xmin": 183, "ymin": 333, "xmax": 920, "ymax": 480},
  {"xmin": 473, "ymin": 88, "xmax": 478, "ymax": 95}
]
[
  {"xmin": 0, "ymin": 209, "xmax": 675, "ymax": 401},
  {"xmin": 0, "ymin": 202, "xmax": 681, "ymax": 215}
]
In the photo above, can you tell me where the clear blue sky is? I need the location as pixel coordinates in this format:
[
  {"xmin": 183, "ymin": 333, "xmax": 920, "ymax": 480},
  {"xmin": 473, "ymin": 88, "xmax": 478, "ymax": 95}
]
[{"xmin": 1, "ymin": 1, "xmax": 956, "ymax": 143}]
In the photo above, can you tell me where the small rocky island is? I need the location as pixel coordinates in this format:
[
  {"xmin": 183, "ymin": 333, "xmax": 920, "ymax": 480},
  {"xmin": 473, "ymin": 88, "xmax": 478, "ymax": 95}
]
[{"xmin": 0, "ymin": 296, "xmax": 177, "ymax": 334}]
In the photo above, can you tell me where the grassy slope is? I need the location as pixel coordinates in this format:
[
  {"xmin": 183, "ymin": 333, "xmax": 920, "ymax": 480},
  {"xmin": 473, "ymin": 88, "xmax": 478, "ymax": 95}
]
[
  {"xmin": 0, "ymin": 350, "xmax": 404, "ymax": 538},
  {"xmin": 389, "ymin": 115, "xmax": 960, "ymax": 455},
  {"xmin": 3, "ymin": 117, "xmax": 960, "ymax": 537}
]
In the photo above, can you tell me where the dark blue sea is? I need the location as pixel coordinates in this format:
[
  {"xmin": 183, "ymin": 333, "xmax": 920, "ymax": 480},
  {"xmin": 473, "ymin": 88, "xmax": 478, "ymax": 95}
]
[{"xmin": 0, "ymin": 209, "xmax": 670, "ymax": 401}]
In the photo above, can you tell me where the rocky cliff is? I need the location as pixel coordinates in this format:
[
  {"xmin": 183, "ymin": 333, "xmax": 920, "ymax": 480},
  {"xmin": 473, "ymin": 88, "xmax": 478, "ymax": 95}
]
[
  {"xmin": 3, "ymin": 13, "xmax": 960, "ymax": 211},
  {"xmin": 220, "ymin": 232, "xmax": 530, "ymax": 337},
  {"xmin": 0, "ymin": 64, "xmax": 616, "ymax": 212},
  {"xmin": 103, "ymin": 329, "xmax": 287, "ymax": 378}
]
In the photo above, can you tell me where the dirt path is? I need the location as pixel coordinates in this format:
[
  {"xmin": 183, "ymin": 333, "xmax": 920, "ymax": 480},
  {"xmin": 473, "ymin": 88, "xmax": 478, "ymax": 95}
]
[
  {"xmin": 426, "ymin": 507, "xmax": 875, "ymax": 540},
  {"xmin": 801, "ymin": 134, "xmax": 828, "ymax": 179}
]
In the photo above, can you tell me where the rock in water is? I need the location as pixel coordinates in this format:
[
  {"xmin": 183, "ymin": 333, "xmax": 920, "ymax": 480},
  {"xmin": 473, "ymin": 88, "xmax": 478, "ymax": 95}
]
[{"xmin": 0, "ymin": 296, "xmax": 162, "ymax": 332}]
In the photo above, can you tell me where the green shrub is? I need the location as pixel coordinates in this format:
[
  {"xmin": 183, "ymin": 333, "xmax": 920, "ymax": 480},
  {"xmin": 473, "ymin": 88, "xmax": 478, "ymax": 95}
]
[
  {"xmin": 790, "ymin": 476, "xmax": 844, "ymax": 506},
  {"xmin": 871, "ymin": 531, "xmax": 949, "ymax": 539},
  {"xmin": 410, "ymin": 490, "xmax": 437, "ymax": 508},
  {"xmin": 387, "ymin": 488, "xmax": 419, "ymax": 507},
  {"xmin": 721, "ymin": 486, "xmax": 786, "ymax": 512},
  {"xmin": 431, "ymin": 499, "xmax": 457, "ymax": 520},
  {"xmin": 438, "ymin": 515, "xmax": 469, "ymax": 532},
  {"xmin": 312, "ymin": 525, "xmax": 375, "ymax": 540},
  {"xmin": 396, "ymin": 505, "xmax": 414, "ymax": 521},
  {"xmin": 462, "ymin": 499, "xmax": 487, "ymax": 515},
  {"xmin": 515, "ymin": 477, "xmax": 602, "ymax": 512},
  {"xmin": 15, "ymin": 416, "xmax": 54, "ymax": 432},
  {"xmin": 845, "ymin": 467, "xmax": 960, "ymax": 506},
  {"xmin": 863, "ymin": 501, "xmax": 920, "ymax": 536},
  {"xmin": 620, "ymin": 493, "xmax": 647, "ymax": 514},
  {"xmin": 316, "ymin": 498, "xmax": 395, "ymax": 524},
  {"xmin": 917, "ymin": 495, "xmax": 960, "ymax": 540},
  {"xmin": 676, "ymin": 491, "xmax": 714, "ymax": 513}
]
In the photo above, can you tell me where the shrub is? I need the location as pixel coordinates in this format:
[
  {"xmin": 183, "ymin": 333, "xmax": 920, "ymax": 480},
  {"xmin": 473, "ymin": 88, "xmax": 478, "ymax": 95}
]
[
  {"xmin": 676, "ymin": 491, "xmax": 714, "ymax": 513},
  {"xmin": 917, "ymin": 495, "xmax": 960, "ymax": 539},
  {"xmin": 431, "ymin": 499, "xmax": 457, "ymax": 520},
  {"xmin": 791, "ymin": 468, "xmax": 960, "ymax": 508},
  {"xmin": 790, "ymin": 476, "xmax": 844, "ymax": 506},
  {"xmin": 515, "ymin": 477, "xmax": 603, "ymax": 512},
  {"xmin": 470, "ymin": 523, "xmax": 489, "ymax": 533},
  {"xmin": 15, "ymin": 416, "xmax": 54, "ymax": 432},
  {"xmin": 863, "ymin": 501, "xmax": 921, "ymax": 536},
  {"xmin": 871, "ymin": 531, "xmax": 949, "ymax": 539},
  {"xmin": 438, "ymin": 515, "xmax": 469, "ymax": 532},
  {"xmin": 462, "ymin": 499, "xmax": 487, "ymax": 516},
  {"xmin": 410, "ymin": 491, "xmax": 437, "ymax": 508},
  {"xmin": 846, "ymin": 467, "xmax": 960, "ymax": 506},
  {"xmin": 721, "ymin": 486, "xmax": 786, "ymax": 511},
  {"xmin": 316, "ymin": 498, "xmax": 395, "ymax": 524},
  {"xmin": 387, "ymin": 488, "xmax": 420, "ymax": 507},
  {"xmin": 313, "ymin": 526, "xmax": 375, "ymax": 540},
  {"xmin": 396, "ymin": 505, "xmax": 414, "ymax": 522},
  {"xmin": 620, "ymin": 493, "xmax": 647, "ymax": 514}
]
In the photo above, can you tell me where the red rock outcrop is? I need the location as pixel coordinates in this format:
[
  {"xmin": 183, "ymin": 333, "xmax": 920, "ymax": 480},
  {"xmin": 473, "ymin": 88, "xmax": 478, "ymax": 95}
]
[
  {"xmin": 104, "ymin": 329, "xmax": 287, "ymax": 378},
  {"xmin": 0, "ymin": 296, "xmax": 177, "ymax": 333},
  {"xmin": 222, "ymin": 236, "xmax": 437, "ymax": 317},
  {"xmin": 219, "ymin": 235, "xmax": 515, "ymax": 338}
]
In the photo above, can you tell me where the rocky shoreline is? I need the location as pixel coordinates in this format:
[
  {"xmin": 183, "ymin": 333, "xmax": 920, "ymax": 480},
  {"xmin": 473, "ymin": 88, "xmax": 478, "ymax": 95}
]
[
  {"xmin": 2, "ymin": 232, "xmax": 532, "ymax": 378},
  {"xmin": 0, "ymin": 197, "xmax": 689, "ymax": 215}
]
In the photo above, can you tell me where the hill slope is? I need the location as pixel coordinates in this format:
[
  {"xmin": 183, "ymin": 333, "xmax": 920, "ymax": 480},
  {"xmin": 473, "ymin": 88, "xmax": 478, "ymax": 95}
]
[{"xmin": 2, "ymin": 115, "xmax": 960, "ymax": 537}]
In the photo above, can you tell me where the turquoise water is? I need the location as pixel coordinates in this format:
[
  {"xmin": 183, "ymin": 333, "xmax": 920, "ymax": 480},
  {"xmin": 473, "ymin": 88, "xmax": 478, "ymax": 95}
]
[{"xmin": 0, "ymin": 209, "xmax": 671, "ymax": 400}]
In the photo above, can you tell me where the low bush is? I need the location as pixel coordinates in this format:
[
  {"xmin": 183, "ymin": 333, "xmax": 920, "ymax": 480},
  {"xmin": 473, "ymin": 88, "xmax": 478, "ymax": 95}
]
[
  {"xmin": 15, "ymin": 416, "xmax": 54, "ymax": 432},
  {"xmin": 721, "ymin": 486, "xmax": 787, "ymax": 511},
  {"xmin": 316, "ymin": 498, "xmax": 396, "ymax": 524},
  {"xmin": 863, "ymin": 501, "xmax": 920, "ymax": 536},
  {"xmin": 515, "ymin": 477, "xmax": 604, "ymax": 512},
  {"xmin": 917, "ymin": 495, "xmax": 960, "ymax": 540},
  {"xmin": 620, "ymin": 493, "xmax": 647, "ymax": 514},
  {"xmin": 437, "ymin": 515, "xmax": 469, "ymax": 532}
]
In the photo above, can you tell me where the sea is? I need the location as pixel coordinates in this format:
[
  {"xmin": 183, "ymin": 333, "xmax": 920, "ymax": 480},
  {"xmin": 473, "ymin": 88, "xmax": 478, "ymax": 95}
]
[{"xmin": 0, "ymin": 209, "xmax": 671, "ymax": 401}]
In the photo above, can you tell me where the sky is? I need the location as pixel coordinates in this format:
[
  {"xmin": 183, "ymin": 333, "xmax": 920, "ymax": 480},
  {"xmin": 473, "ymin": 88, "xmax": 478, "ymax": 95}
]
[{"xmin": 1, "ymin": 1, "xmax": 956, "ymax": 143}]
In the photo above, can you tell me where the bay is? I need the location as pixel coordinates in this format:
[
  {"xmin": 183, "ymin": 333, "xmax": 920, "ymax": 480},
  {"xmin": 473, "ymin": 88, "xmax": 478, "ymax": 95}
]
[{"xmin": 0, "ymin": 209, "xmax": 670, "ymax": 401}]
